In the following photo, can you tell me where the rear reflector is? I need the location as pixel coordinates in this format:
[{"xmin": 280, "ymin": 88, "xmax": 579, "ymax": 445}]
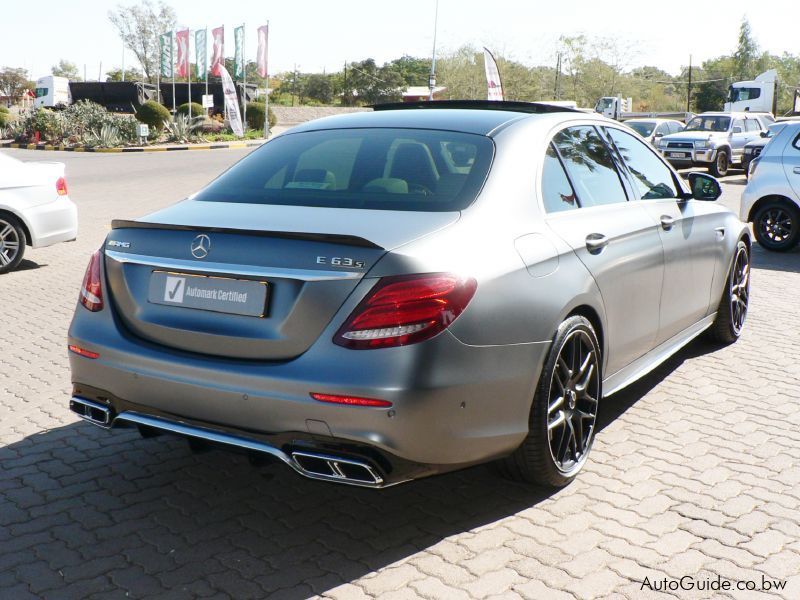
[
  {"xmin": 56, "ymin": 176, "xmax": 68, "ymax": 196},
  {"xmin": 334, "ymin": 273, "xmax": 477, "ymax": 349},
  {"xmin": 68, "ymin": 345, "xmax": 100, "ymax": 359},
  {"xmin": 310, "ymin": 392, "xmax": 392, "ymax": 408},
  {"xmin": 79, "ymin": 250, "xmax": 104, "ymax": 312}
]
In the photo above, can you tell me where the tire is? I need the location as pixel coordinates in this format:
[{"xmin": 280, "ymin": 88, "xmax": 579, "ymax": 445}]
[
  {"xmin": 752, "ymin": 201, "xmax": 800, "ymax": 252},
  {"xmin": 0, "ymin": 214, "xmax": 25, "ymax": 274},
  {"xmin": 709, "ymin": 240, "xmax": 750, "ymax": 344},
  {"xmin": 709, "ymin": 149, "xmax": 729, "ymax": 177},
  {"xmin": 496, "ymin": 315, "xmax": 601, "ymax": 487}
]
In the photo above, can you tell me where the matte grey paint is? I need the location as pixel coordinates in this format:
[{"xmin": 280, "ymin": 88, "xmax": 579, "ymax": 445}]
[{"xmin": 68, "ymin": 108, "xmax": 749, "ymax": 485}]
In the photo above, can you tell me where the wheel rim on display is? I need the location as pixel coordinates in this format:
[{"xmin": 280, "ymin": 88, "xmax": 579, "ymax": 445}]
[
  {"xmin": 718, "ymin": 152, "xmax": 728, "ymax": 173},
  {"xmin": 547, "ymin": 330, "xmax": 600, "ymax": 473},
  {"xmin": 759, "ymin": 208, "xmax": 793, "ymax": 245},
  {"xmin": 730, "ymin": 246, "xmax": 750, "ymax": 335},
  {"xmin": 0, "ymin": 220, "xmax": 20, "ymax": 268}
]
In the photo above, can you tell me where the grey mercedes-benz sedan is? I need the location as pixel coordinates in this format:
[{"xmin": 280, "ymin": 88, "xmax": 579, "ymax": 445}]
[{"xmin": 68, "ymin": 101, "xmax": 751, "ymax": 488}]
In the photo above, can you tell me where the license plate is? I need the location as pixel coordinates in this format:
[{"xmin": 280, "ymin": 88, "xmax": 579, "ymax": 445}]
[
  {"xmin": 668, "ymin": 152, "xmax": 688, "ymax": 158},
  {"xmin": 148, "ymin": 271, "xmax": 268, "ymax": 317}
]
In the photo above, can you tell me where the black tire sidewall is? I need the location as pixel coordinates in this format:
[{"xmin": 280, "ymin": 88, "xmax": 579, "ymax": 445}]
[
  {"xmin": 753, "ymin": 203, "xmax": 800, "ymax": 252},
  {"xmin": 0, "ymin": 214, "xmax": 25, "ymax": 274},
  {"xmin": 710, "ymin": 150, "xmax": 729, "ymax": 177}
]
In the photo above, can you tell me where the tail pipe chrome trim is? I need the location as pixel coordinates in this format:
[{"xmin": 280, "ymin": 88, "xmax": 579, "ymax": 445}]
[
  {"xmin": 70, "ymin": 397, "xmax": 113, "ymax": 427},
  {"xmin": 106, "ymin": 411, "xmax": 387, "ymax": 488}
]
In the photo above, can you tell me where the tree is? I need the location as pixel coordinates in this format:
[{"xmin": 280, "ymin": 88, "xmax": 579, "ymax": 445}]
[
  {"xmin": 389, "ymin": 56, "xmax": 430, "ymax": 86},
  {"xmin": 0, "ymin": 67, "xmax": 31, "ymax": 105},
  {"xmin": 342, "ymin": 59, "xmax": 404, "ymax": 105},
  {"xmin": 106, "ymin": 67, "xmax": 144, "ymax": 82},
  {"xmin": 52, "ymin": 60, "xmax": 81, "ymax": 80},
  {"xmin": 108, "ymin": 1, "xmax": 176, "ymax": 83},
  {"xmin": 303, "ymin": 74, "xmax": 333, "ymax": 104},
  {"xmin": 733, "ymin": 17, "xmax": 759, "ymax": 78}
]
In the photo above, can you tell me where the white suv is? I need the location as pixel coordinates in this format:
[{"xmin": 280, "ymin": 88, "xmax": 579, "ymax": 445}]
[{"xmin": 741, "ymin": 121, "xmax": 800, "ymax": 251}]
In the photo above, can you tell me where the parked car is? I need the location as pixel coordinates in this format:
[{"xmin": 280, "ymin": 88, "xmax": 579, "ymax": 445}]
[
  {"xmin": 742, "ymin": 118, "xmax": 800, "ymax": 178},
  {"xmin": 657, "ymin": 112, "xmax": 769, "ymax": 176},
  {"xmin": 624, "ymin": 118, "xmax": 684, "ymax": 145},
  {"xmin": 0, "ymin": 152, "xmax": 78, "ymax": 273},
  {"xmin": 68, "ymin": 101, "xmax": 751, "ymax": 489},
  {"xmin": 741, "ymin": 121, "xmax": 800, "ymax": 251}
]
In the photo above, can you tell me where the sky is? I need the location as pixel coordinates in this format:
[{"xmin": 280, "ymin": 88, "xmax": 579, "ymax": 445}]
[{"xmin": 2, "ymin": 0, "xmax": 798, "ymax": 83}]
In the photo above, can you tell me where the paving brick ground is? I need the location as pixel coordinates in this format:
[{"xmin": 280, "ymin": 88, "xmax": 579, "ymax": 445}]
[{"xmin": 1, "ymin": 149, "xmax": 799, "ymax": 599}]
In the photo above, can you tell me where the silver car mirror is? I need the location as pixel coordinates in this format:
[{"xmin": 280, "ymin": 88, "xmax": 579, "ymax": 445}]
[{"xmin": 687, "ymin": 172, "xmax": 722, "ymax": 201}]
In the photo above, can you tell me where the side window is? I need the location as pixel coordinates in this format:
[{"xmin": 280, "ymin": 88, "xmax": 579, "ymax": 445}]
[
  {"xmin": 551, "ymin": 126, "xmax": 628, "ymax": 208},
  {"xmin": 794, "ymin": 134, "xmax": 800, "ymax": 151},
  {"xmin": 745, "ymin": 119, "xmax": 760, "ymax": 132},
  {"xmin": 732, "ymin": 119, "xmax": 745, "ymax": 134},
  {"xmin": 541, "ymin": 144, "xmax": 579, "ymax": 213},
  {"xmin": 670, "ymin": 122, "xmax": 683, "ymax": 134},
  {"xmin": 606, "ymin": 127, "xmax": 678, "ymax": 200},
  {"xmin": 654, "ymin": 124, "xmax": 667, "ymax": 137}
]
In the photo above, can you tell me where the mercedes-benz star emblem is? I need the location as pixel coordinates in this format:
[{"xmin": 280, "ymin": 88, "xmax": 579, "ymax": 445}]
[{"xmin": 191, "ymin": 234, "xmax": 211, "ymax": 259}]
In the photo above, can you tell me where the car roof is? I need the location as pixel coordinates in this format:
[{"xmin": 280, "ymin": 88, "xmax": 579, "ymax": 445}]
[{"xmin": 286, "ymin": 101, "xmax": 591, "ymax": 137}]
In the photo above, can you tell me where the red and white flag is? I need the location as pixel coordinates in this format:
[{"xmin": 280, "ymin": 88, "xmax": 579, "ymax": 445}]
[
  {"xmin": 256, "ymin": 25, "xmax": 269, "ymax": 78},
  {"xmin": 175, "ymin": 29, "xmax": 190, "ymax": 78},
  {"xmin": 483, "ymin": 47, "xmax": 504, "ymax": 101},
  {"xmin": 211, "ymin": 26, "xmax": 224, "ymax": 76}
]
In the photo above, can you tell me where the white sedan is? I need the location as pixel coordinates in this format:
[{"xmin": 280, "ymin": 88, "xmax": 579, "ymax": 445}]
[{"xmin": 0, "ymin": 152, "xmax": 78, "ymax": 273}]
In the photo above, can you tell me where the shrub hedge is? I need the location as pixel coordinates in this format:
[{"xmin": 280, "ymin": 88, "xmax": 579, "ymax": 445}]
[{"xmin": 135, "ymin": 100, "xmax": 171, "ymax": 131}]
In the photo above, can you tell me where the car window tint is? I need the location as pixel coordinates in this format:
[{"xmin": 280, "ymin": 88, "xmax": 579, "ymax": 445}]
[
  {"xmin": 733, "ymin": 119, "xmax": 745, "ymax": 133},
  {"xmin": 745, "ymin": 120, "xmax": 760, "ymax": 132},
  {"xmin": 552, "ymin": 126, "xmax": 627, "ymax": 208},
  {"xmin": 606, "ymin": 127, "xmax": 678, "ymax": 200},
  {"xmin": 193, "ymin": 128, "xmax": 494, "ymax": 211},
  {"xmin": 541, "ymin": 144, "xmax": 579, "ymax": 213}
]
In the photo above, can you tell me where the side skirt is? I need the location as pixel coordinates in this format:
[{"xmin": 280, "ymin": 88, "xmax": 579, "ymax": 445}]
[{"xmin": 602, "ymin": 313, "xmax": 716, "ymax": 397}]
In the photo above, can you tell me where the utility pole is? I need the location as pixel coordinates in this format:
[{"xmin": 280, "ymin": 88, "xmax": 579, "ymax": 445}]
[
  {"xmin": 687, "ymin": 55, "xmax": 693, "ymax": 113},
  {"xmin": 428, "ymin": 0, "xmax": 439, "ymax": 101},
  {"xmin": 343, "ymin": 61, "xmax": 347, "ymax": 106},
  {"xmin": 554, "ymin": 52, "xmax": 561, "ymax": 100}
]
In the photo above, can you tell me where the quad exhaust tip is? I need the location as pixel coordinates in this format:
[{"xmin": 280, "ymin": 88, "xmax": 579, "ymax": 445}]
[
  {"xmin": 291, "ymin": 451, "xmax": 384, "ymax": 486},
  {"xmin": 70, "ymin": 397, "xmax": 112, "ymax": 427}
]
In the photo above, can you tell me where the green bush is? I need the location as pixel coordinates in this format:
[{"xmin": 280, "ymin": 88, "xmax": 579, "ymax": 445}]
[
  {"xmin": 0, "ymin": 112, "xmax": 10, "ymax": 127},
  {"xmin": 177, "ymin": 102, "xmax": 205, "ymax": 117},
  {"xmin": 0, "ymin": 106, "xmax": 9, "ymax": 114},
  {"xmin": 245, "ymin": 102, "xmax": 276, "ymax": 132},
  {"xmin": 135, "ymin": 100, "xmax": 171, "ymax": 131}
]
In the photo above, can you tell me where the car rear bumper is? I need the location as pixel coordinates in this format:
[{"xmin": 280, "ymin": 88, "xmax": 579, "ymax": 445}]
[
  {"xmin": 68, "ymin": 300, "xmax": 549, "ymax": 484},
  {"xmin": 25, "ymin": 196, "xmax": 78, "ymax": 248}
]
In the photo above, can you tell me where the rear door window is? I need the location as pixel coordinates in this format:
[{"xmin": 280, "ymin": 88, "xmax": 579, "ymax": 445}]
[
  {"xmin": 551, "ymin": 126, "xmax": 628, "ymax": 208},
  {"xmin": 193, "ymin": 128, "xmax": 494, "ymax": 212},
  {"xmin": 605, "ymin": 127, "xmax": 678, "ymax": 200},
  {"xmin": 541, "ymin": 144, "xmax": 579, "ymax": 213}
]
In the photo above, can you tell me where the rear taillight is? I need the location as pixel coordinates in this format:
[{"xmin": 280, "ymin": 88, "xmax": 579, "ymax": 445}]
[
  {"xmin": 310, "ymin": 393, "xmax": 392, "ymax": 408},
  {"xmin": 334, "ymin": 273, "xmax": 477, "ymax": 349},
  {"xmin": 79, "ymin": 250, "xmax": 104, "ymax": 312},
  {"xmin": 56, "ymin": 176, "xmax": 68, "ymax": 196}
]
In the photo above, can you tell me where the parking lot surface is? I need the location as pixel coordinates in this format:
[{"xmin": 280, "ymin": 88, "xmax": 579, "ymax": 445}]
[{"xmin": 1, "ymin": 148, "xmax": 799, "ymax": 599}]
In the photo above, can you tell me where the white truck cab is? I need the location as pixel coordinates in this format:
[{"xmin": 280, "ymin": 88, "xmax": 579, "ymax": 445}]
[
  {"xmin": 34, "ymin": 76, "xmax": 71, "ymax": 109},
  {"xmin": 724, "ymin": 70, "xmax": 778, "ymax": 114}
]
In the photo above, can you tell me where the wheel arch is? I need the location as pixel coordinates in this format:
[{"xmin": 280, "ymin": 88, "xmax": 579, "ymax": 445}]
[
  {"xmin": 0, "ymin": 208, "xmax": 32, "ymax": 246},
  {"xmin": 565, "ymin": 304, "xmax": 605, "ymax": 367},
  {"xmin": 746, "ymin": 194, "xmax": 799, "ymax": 223}
]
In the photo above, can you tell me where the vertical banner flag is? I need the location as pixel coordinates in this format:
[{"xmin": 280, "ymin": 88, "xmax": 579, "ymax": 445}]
[
  {"xmin": 159, "ymin": 31, "xmax": 173, "ymax": 78},
  {"xmin": 256, "ymin": 25, "xmax": 269, "ymax": 78},
  {"xmin": 211, "ymin": 26, "xmax": 224, "ymax": 76},
  {"xmin": 175, "ymin": 29, "xmax": 190, "ymax": 78},
  {"xmin": 234, "ymin": 25, "xmax": 245, "ymax": 79},
  {"xmin": 219, "ymin": 65, "xmax": 244, "ymax": 137},
  {"xmin": 483, "ymin": 47, "xmax": 504, "ymax": 101},
  {"xmin": 195, "ymin": 29, "xmax": 207, "ymax": 79}
]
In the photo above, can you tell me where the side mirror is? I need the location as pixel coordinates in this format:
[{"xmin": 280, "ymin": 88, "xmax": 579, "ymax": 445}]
[
  {"xmin": 760, "ymin": 130, "xmax": 769, "ymax": 138},
  {"xmin": 687, "ymin": 172, "xmax": 722, "ymax": 201},
  {"xmin": 732, "ymin": 126, "xmax": 743, "ymax": 134},
  {"xmin": 654, "ymin": 132, "xmax": 664, "ymax": 138}
]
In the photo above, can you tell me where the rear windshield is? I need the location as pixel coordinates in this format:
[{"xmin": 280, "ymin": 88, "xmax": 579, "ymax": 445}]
[{"xmin": 193, "ymin": 128, "xmax": 494, "ymax": 211}]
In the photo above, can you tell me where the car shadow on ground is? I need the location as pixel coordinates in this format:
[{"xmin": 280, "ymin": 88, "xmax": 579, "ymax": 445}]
[
  {"xmin": 751, "ymin": 243, "xmax": 800, "ymax": 274},
  {"xmin": 8, "ymin": 259, "xmax": 45, "ymax": 272},
  {"xmin": 1, "ymin": 335, "xmax": 726, "ymax": 598}
]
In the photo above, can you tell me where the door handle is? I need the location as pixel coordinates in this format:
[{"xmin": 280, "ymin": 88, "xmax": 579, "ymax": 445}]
[
  {"xmin": 660, "ymin": 215, "xmax": 675, "ymax": 230},
  {"xmin": 793, "ymin": 167, "xmax": 800, "ymax": 174},
  {"xmin": 715, "ymin": 226, "xmax": 726, "ymax": 240},
  {"xmin": 585, "ymin": 233, "xmax": 609, "ymax": 254}
]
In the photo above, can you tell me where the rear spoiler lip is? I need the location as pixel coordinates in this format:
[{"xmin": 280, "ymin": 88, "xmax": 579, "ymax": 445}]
[{"xmin": 110, "ymin": 219, "xmax": 384, "ymax": 250}]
